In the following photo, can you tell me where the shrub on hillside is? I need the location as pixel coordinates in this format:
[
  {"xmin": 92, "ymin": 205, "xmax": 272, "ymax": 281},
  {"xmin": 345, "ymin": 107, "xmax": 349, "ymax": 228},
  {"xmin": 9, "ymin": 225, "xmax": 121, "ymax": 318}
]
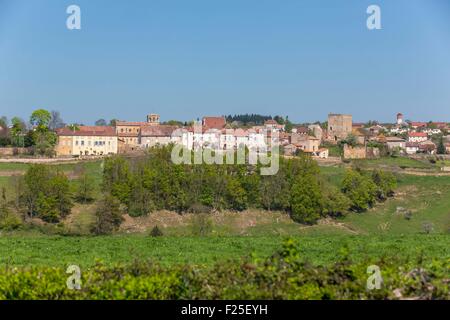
[
  {"xmin": 150, "ymin": 225, "xmax": 164, "ymax": 237},
  {"xmin": 0, "ymin": 205, "xmax": 22, "ymax": 231},
  {"xmin": 341, "ymin": 169, "xmax": 377, "ymax": 212},
  {"xmin": 20, "ymin": 165, "xmax": 73, "ymax": 222},
  {"xmin": 91, "ymin": 195, "xmax": 123, "ymax": 235},
  {"xmin": 191, "ymin": 213, "xmax": 213, "ymax": 236}
]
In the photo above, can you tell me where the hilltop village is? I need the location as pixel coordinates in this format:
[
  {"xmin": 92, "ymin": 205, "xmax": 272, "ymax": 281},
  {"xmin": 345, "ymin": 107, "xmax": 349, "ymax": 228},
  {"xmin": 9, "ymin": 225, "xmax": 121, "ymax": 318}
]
[{"xmin": 0, "ymin": 112, "xmax": 450, "ymax": 159}]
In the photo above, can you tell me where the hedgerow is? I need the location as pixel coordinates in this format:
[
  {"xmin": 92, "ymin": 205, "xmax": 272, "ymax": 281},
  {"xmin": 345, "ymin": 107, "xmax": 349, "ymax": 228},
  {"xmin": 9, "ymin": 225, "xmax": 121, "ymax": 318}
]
[{"xmin": 0, "ymin": 239, "xmax": 447, "ymax": 300}]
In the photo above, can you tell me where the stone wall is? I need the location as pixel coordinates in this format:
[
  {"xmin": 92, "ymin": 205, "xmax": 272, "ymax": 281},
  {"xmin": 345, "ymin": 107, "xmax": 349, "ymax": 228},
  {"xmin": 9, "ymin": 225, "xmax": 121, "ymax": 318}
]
[
  {"xmin": 0, "ymin": 147, "xmax": 31, "ymax": 157},
  {"xmin": 343, "ymin": 144, "xmax": 366, "ymax": 159}
]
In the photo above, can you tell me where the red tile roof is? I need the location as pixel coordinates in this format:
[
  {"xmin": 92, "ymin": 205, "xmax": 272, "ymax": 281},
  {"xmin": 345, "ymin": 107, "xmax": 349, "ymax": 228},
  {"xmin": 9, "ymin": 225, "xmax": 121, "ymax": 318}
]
[
  {"xmin": 265, "ymin": 119, "xmax": 278, "ymax": 125},
  {"xmin": 202, "ymin": 117, "xmax": 226, "ymax": 129},
  {"xmin": 408, "ymin": 132, "xmax": 427, "ymax": 137},
  {"xmin": 57, "ymin": 126, "xmax": 116, "ymax": 137},
  {"xmin": 410, "ymin": 122, "xmax": 427, "ymax": 127}
]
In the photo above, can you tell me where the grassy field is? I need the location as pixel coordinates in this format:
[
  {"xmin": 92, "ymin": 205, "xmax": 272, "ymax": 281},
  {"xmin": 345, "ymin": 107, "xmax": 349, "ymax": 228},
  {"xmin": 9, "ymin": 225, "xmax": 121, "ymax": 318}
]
[
  {"xmin": 0, "ymin": 234, "xmax": 447, "ymax": 268},
  {"xmin": 0, "ymin": 157, "xmax": 448, "ymax": 269}
]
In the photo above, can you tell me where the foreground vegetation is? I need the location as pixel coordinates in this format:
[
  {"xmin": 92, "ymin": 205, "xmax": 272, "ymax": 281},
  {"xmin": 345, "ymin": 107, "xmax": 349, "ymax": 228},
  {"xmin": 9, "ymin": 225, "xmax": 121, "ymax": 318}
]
[
  {"xmin": 0, "ymin": 239, "xmax": 448, "ymax": 300},
  {"xmin": 0, "ymin": 234, "xmax": 447, "ymax": 268}
]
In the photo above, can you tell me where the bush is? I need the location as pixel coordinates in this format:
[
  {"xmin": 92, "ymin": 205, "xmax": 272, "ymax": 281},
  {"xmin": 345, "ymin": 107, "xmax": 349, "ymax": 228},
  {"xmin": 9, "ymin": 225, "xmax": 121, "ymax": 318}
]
[
  {"xmin": 341, "ymin": 170, "xmax": 377, "ymax": 212},
  {"xmin": 91, "ymin": 195, "xmax": 123, "ymax": 235},
  {"xmin": 191, "ymin": 213, "xmax": 213, "ymax": 236},
  {"xmin": 0, "ymin": 206, "xmax": 22, "ymax": 231},
  {"xmin": 422, "ymin": 222, "xmax": 434, "ymax": 234},
  {"xmin": 150, "ymin": 225, "xmax": 164, "ymax": 237}
]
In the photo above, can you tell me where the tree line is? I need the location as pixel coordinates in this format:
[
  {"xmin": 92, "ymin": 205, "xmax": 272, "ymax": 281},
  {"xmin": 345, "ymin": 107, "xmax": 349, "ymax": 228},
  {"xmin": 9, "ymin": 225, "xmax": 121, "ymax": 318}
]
[
  {"xmin": 0, "ymin": 146, "xmax": 397, "ymax": 234},
  {"xmin": 101, "ymin": 146, "xmax": 397, "ymax": 224}
]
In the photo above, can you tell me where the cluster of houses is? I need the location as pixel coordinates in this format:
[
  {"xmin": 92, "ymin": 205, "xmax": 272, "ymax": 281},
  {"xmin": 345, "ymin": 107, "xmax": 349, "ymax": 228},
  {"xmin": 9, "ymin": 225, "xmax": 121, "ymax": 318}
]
[
  {"xmin": 353, "ymin": 113, "xmax": 450, "ymax": 155},
  {"xmin": 54, "ymin": 112, "xmax": 450, "ymax": 158},
  {"xmin": 56, "ymin": 114, "xmax": 327, "ymax": 158}
]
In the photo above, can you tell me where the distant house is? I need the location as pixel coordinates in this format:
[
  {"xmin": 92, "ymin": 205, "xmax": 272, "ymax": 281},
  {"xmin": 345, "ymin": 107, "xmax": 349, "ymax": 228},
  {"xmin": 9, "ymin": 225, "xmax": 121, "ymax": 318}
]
[
  {"xmin": 283, "ymin": 144, "xmax": 297, "ymax": 156},
  {"xmin": 385, "ymin": 136, "xmax": 406, "ymax": 151},
  {"xmin": 56, "ymin": 126, "xmax": 118, "ymax": 157},
  {"xmin": 352, "ymin": 128, "xmax": 368, "ymax": 145},
  {"xmin": 316, "ymin": 148, "xmax": 329, "ymax": 159},
  {"xmin": 408, "ymin": 132, "xmax": 428, "ymax": 143},
  {"xmin": 292, "ymin": 126, "xmax": 308, "ymax": 135},
  {"xmin": 202, "ymin": 116, "xmax": 226, "ymax": 130},
  {"xmin": 390, "ymin": 126, "xmax": 409, "ymax": 134},
  {"xmin": 410, "ymin": 122, "xmax": 427, "ymax": 129},
  {"xmin": 352, "ymin": 123, "xmax": 365, "ymax": 129},
  {"xmin": 418, "ymin": 141, "xmax": 437, "ymax": 154},
  {"xmin": 368, "ymin": 125, "xmax": 386, "ymax": 136},
  {"xmin": 405, "ymin": 142, "xmax": 419, "ymax": 155},
  {"xmin": 308, "ymin": 124, "xmax": 323, "ymax": 141},
  {"xmin": 139, "ymin": 125, "xmax": 179, "ymax": 148},
  {"xmin": 295, "ymin": 136, "xmax": 320, "ymax": 153},
  {"xmin": 445, "ymin": 143, "xmax": 450, "ymax": 154},
  {"xmin": 264, "ymin": 119, "xmax": 285, "ymax": 132},
  {"xmin": 422, "ymin": 128, "xmax": 442, "ymax": 136}
]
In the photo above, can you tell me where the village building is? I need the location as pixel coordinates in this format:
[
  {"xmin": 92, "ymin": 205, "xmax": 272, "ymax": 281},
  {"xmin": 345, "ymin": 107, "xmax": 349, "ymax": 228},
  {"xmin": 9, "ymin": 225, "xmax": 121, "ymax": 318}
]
[
  {"xmin": 202, "ymin": 116, "xmax": 226, "ymax": 129},
  {"xmin": 55, "ymin": 126, "xmax": 118, "ymax": 157},
  {"xmin": 390, "ymin": 127, "xmax": 409, "ymax": 134},
  {"xmin": 418, "ymin": 141, "xmax": 437, "ymax": 154},
  {"xmin": 352, "ymin": 127, "xmax": 368, "ymax": 145},
  {"xmin": 294, "ymin": 135, "xmax": 320, "ymax": 153},
  {"xmin": 410, "ymin": 122, "xmax": 427, "ymax": 129},
  {"xmin": 422, "ymin": 128, "xmax": 442, "ymax": 136},
  {"xmin": 327, "ymin": 114, "xmax": 352, "ymax": 142},
  {"xmin": 368, "ymin": 125, "xmax": 386, "ymax": 136},
  {"xmin": 405, "ymin": 142, "xmax": 419, "ymax": 155},
  {"xmin": 385, "ymin": 136, "xmax": 406, "ymax": 151},
  {"xmin": 308, "ymin": 124, "xmax": 323, "ymax": 141},
  {"xmin": 352, "ymin": 123, "xmax": 365, "ymax": 129},
  {"xmin": 292, "ymin": 126, "xmax": 308, "ymax": 135},
  {"xmin": 115, "ymin": 121, "xmax": 145, "ymax": 152},
  {"xmin": 139, "ymin": 125, "xmax": 179, "ymax": 148},
  {"xmin": 264, "ymin": 119, "xmax": 285, "ymax": 132},
  {"xmin": 445, "ymin": 143, "xmax": 450, "ymax": 154},
  {"xmin": 408, "ymin": 132, "xmax": 428, "ymax": 143}
]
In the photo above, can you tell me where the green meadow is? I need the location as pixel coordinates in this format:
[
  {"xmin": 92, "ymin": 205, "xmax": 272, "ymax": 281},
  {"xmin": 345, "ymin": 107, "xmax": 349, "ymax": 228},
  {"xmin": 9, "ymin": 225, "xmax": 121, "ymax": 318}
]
[{"xmin": 0, "ymin": 157, "xmax": 448, "ymax": 268}]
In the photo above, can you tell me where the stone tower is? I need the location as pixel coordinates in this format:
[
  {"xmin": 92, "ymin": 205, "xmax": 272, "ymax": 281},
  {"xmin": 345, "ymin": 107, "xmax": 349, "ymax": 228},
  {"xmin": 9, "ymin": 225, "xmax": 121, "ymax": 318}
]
[
  {"xmin": 147, "ymin": 114, "xmax": 160, "ymax": 126},
  {"xmin": 327, "ymin": 114, "xmax": 352, "ymax": 142}
]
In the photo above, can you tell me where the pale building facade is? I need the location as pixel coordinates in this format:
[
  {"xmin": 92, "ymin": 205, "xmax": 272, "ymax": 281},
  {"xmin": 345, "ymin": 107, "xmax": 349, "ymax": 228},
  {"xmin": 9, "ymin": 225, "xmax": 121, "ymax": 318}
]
[{"xmin": 56, "ymin": 126, "xmax": 118, "ymax": 156}]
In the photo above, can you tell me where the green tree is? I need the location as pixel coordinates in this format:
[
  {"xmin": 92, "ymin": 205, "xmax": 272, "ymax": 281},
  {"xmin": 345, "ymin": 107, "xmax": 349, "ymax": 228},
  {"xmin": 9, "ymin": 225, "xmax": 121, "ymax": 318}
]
[
  {"xmin": 49, "ymin": 110, "xmax": 65, "ymax": 130},
  {"xmin": 341, "ymin": 170, "xmax": 377, "ymax": 212},
  {"xmin": 21, "ymin": 165, "xmax": 73, "ymax": 222},
  {"xmin": 321, "ymin": 185, "xmax": 351, "ymax": 218},
  {"xmin": 95, "ymin": 119, "xmax": 107, "ymax": 126},
  {"xmin": 10, "ymin": 117, "xmax": 27, "ymax": 146},
  {"xmin": 290, "ymin": 173, "xmax": 323, "ymax": 224},
  {"xmin": 30, "ymin": 109, "xmax": 51, "ymax": 132},
  {"xmin": 371, "ymin": 170, "xmax": 397, "ymax": 201},
  {"xmin": 91, "ymin": 195, "xmax": 123, "ymax": 235},
  {"xmin": 75, "ymin": 170, "xmax": 96, "ymax": 203},
  {"xmin": 225, "ymin": 177, "xmax": 248, "ymax": 211},
  {"xmin": 437, "ymin": 136, "xmax": 446, "ymax": 155}
]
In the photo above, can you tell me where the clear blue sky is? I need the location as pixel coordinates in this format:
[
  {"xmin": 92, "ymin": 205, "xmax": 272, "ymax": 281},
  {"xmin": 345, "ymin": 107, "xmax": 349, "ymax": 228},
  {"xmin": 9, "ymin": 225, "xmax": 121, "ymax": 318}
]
[{"xmin": 1, "ymin": 0, "xmax": 450, "ymax": 124}]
